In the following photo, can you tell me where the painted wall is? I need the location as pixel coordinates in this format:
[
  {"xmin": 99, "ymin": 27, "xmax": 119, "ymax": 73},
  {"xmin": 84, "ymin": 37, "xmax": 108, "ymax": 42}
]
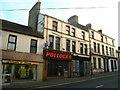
[{"xmin": 1, "ymin": 30, "xmax": 44, "ymax": 54}]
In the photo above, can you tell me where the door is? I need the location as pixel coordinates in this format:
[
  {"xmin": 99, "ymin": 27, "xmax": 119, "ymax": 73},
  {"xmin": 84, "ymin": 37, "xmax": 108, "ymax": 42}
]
[{"xmin": 2, "ymin": 64, "xmax": 12, "ymax": 83}]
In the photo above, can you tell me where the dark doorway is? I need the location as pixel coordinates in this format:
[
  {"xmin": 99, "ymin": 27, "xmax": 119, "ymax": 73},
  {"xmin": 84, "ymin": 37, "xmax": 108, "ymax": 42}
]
[
  {"xmin": 47, "ymin": 60, "xmax": 68, "ymax": 77},
  {"xmin": 111, "ymin": 60, "xmax": 114, "ymax": 72}
]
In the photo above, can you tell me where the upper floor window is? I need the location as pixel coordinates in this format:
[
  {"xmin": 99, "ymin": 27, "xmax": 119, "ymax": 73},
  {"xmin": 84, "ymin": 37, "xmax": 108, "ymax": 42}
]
[
  {"xmin": 84, "ymin": 44, "xmax": 87, "ymax": 55},
  {"xmin": 49, "ymin": 35, "xmax": 54, "ymax": 49},
  {"xmin": 97, "ymin": 43, "xmax": 100, "ymax": 53},
  {"xmin": 109, "ymin": 47, "xmax": 112, "ymax": 56},
  {"xmin": 30, "ymin": 39, "xmax": 37, "ymax": 53},
  {"xmin": 102, "ymin": 45, "xmax": 104, "ymax": 54},
  {"xmin": 56, "ymin": 37, "xmax": 60, "ymax": 50},
  {"xmin": 66, "ymin": 39, "xmax": 70, "ymax": 51},
  {"xmin": 106, "ymin": 46, "xmax": 108, "ymax": 55},
  {"xmin": 112, "ymin": 48, "xmax": 114, "ymax": 56},
  {"xmin": 81, "ymin": 31, "xmax": 85, "ymax": 40},
  {"xmin": 112, "ymin": 40, "xmax": 114, "ymax": 46},
  {"xmin": 72, "ymin": 41, "xmax": 76, "ymax": 53},
  {"xmin": 101, "ymin": 35, "xmax": 103, "ymax": 42},
  {"xmin": 71, "ymin": 28, "xmax": 75, "ymax": 37},
  {"xmin": 80, "ymin": 43, "xmax": 83, "ymax": 54},
  {"xmin": 7, "ymin": 34, "xmax": 17, "ymax": 51},
  {"xmin": 93, "ymin": 42, "xmax": 96, "ymax": 52},
  {"xmin": 52, "ymin": 21, "xmax": 58, "ymax": 31},
  {"xmin": 66, "ymin": 26, "xmax": 70, "ymax": 35},
  {"xmin": 105, "ymin": 37, "xmax": 107, "ymax": 43},
  {"xmin": 91, "ymin": 31, "xmax": 94, "ymax": 39}
]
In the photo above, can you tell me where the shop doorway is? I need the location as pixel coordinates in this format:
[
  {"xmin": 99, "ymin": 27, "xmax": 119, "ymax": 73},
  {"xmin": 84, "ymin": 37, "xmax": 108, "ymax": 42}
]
[
  {"xmin": 2, "ymin": 64, "xmax": 12, "ymax": 83},
  {"xmin": 47, "ymin": 60, "xmax": 68, "ymax": 77}
]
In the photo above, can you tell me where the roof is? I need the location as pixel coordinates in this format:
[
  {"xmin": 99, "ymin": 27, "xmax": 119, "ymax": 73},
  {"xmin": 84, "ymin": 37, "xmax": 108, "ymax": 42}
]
[{"xmin": 0, "ymin": 19, "xmax": 44, "ymax": 38}]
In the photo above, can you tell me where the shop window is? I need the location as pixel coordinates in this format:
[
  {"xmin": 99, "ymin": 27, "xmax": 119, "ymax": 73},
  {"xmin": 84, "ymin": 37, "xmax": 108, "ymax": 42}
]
[
  {"xmin": 7, "ymin": 34, "xmax": 17, "ymax": 51},
  {"xmin": 49, "ymin": 35, "xmax": 54, "ymax": 49},
  {"xmin": 93, "ymin": 57, "xmax": 96, "ymax": 69},
  {"xmin": 52, "ymin": 21, "xmax": 58, "ymax": 31},
  {"xmin": 66, "ymin": 39, "xmax": 70, "ymax": 51},
  {"xmin": 114, "ymin": 60, "xmax": 117, "ymax": 69},
  {"xmin": 56, "ymin": 37, "xmax": 60, "ymax": 50},
  {"xmin": 14, "ymin": 65, "xmax": 36, "ymax": 80},
  {"xmin": 98, "ymin": 58, "xmax": 101, "ymax": 69},
  {"xmin": 30, "ymin": 39, "xmax": 37, "ymax": 53}
]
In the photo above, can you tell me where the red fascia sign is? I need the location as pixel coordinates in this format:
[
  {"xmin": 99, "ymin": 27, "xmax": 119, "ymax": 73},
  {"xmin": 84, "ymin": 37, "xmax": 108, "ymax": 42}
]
[{"xmin": 43, "ymin": 50, "xmax": 72, "ymax": 60}]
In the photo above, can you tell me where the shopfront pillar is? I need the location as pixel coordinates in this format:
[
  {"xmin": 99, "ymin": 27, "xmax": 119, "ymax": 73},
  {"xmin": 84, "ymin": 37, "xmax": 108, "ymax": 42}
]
[
  {"xmin": 43, "ymin": 59, "xmax": 48, "ymax": 80},
  {"xmin": 68, "ymin": 61, "xmax": 71, "ymax": 78}
]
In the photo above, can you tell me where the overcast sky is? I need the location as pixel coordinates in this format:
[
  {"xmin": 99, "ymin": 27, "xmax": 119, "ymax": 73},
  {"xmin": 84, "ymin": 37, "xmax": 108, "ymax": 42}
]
[{"xmin": 0, "ymin": 0, "xmax": 119, "ymax": 48}]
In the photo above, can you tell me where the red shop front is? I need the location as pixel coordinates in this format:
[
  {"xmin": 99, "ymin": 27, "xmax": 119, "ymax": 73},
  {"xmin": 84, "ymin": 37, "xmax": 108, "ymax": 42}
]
[{"xmin": 43, "ymin": 49, "xmax": 72, "ymax": 80}]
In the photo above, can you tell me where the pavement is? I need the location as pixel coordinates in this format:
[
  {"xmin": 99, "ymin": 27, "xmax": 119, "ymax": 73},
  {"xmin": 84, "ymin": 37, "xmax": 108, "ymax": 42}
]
[{"xmin": 2, "ymin": 71, "xmax": 118, "ymax": 89}]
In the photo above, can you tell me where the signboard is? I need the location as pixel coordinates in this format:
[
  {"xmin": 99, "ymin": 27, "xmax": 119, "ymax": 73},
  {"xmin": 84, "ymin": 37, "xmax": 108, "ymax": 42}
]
[{"xmin": 43, "ymin": 49, "xmax": 72, "ymax": 60}]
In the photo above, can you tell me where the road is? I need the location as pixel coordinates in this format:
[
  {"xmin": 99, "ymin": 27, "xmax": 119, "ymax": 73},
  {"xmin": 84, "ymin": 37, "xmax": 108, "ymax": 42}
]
[{"xmin": 36, "ymin": 74, "xmax": 119, "ymax": 88}]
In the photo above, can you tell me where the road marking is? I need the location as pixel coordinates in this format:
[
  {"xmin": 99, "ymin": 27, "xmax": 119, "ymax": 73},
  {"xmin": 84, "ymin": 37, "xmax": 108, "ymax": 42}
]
[
  {"xmin": 36, "ymin": 74, "xmax": 117, "ymax": 88},
  {"xmin": 96, "ymin": 85, "xmax": 103, "ymax": 88}
]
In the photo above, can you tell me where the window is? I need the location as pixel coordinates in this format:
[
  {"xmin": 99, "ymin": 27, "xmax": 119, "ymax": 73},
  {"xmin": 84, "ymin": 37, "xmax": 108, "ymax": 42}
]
[
  {"xmin": 93, "ymin": 57, "xmax": 96, "ymax": 69},
  {"xmin": 98, "ymin": 58, "xmax": 101, "ymax": 69},
  {"xmin": 66, "ymin": 39, "xmax": 70, "ymax": 51},
  {"xmin": 30, "ymin": 39, "xmax": 37, "ymax": 53},
  {"xmin": 71, "ymin": 28, "xmax": 75, "ymax": 36},
  {"xmin": 72, "ymin": 41, "xmax": 76, "ymax": 53},
  {"xmin": 97, "ymin": 43, "xmax": 100, "ymax": 53},
  {"xmin": 81, "ymin": 31, "xmax": 85, "ymax": 40},
  {"xmin": 84, "ymin": 44, "xmax": 87, "ymax": 55},
  {"xmin": 105, "ymin": 37, "xmax": 107, "ymax": 43},
  {"xmin": 80, "ymin": 43, "xmax": 83, "ymax": 54},
  {"xmin": 109, "ymin": 47, "xmax": 111, "ymax": 56},
  {"xmin": 112, "ymin": 48, "xmax": 114, "ymax": 56},
  {"xmin": 101, "ymin": 35, "xmax": 103, "ymax": 42},
  {"xmin": 112, "ymin": 40, "xmax": 114, "ymax": 46},
  {"xmin": 52, "ymin": 21, "xmax": 58, "ymax": 31},
  {"xmin": 106, "ymin": 46, "xmax": 108, "ymax": 55},
  {"xmin": 102, "ymin": 45, "xmax": 104, "ymax": 54},
  {"xmin": 93, "ymin": 42, "xmax": 96, "ymax": 52},
  {"xmin": 66, "ymin": 26, "xmax": 70, "ymax": 35},
  {"xmin": 49, "ymin": 35, "xmax": 54, "ymax": 49},
  {"xmin": 91, "ymin": 31, "xmax": 94, "ymax": 39},
  {"xmin": 56, "ymin": 37, "xmax": 60, "ymax": 50},
  {"xmin": 7, "ymin": 35, "xmax": 17, "ymax": 51},
  {"xmin": 114, "ymin": 60, "xmax": 117, "ymax": 69}
]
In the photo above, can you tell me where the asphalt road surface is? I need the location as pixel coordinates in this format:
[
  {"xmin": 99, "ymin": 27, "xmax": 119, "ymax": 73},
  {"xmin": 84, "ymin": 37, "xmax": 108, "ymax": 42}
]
[{"xmin": 36, "ymin": 74, "xmax": 119, "ymax": 88}]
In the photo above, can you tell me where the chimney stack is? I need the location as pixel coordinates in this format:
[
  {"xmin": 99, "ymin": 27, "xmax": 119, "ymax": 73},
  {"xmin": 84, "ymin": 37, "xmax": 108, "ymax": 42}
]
[{"xmin": 98, "ymin": 29, "xmax": 102, "ymax": 33}]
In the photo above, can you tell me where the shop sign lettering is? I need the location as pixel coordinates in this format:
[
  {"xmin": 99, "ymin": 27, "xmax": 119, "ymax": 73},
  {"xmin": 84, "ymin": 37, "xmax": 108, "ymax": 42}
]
[{"xmin": 43, "ymin": 49, "xmax": 72, "ymax": 60}]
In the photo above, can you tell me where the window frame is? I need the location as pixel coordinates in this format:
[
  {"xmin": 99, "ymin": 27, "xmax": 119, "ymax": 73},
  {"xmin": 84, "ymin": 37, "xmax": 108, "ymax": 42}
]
[
  {"xmin": 7, "ymin": 34, "xmax": 17, "ymax": 51},
  {"xmin": 52, "ymin": 21, "xmax": 58, "ymax": 31},
  {"xmin": 71, "ymin": 28, "xmax": 75, "ymax": 37},
  {"xmin": 49, "ymin": 35, "xmax": 54, "ymax": 49},
  {"xmin": 66, "ymin": 39, "xmax": 70, "ymax": 51},
  {"xmin": 55, "ymin": 37, "xmax": 60, "ymax": 50},
  {"xmin": 81, "ymin": 31, "xmax": 85, "ymax": 40},
  {"xmin": 30, "ymin": 39, "xmax": 37, "ymax": 53},
  {"xmin": 66, "ymin": 25, "xmax": 70, "ymax": 35}
]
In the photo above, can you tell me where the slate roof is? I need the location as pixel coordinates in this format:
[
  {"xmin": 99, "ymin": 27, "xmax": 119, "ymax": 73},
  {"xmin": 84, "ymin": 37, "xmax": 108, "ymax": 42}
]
[{"xmin": 0, "ymin": 19, "xmax": 43, "ymax": 38}]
